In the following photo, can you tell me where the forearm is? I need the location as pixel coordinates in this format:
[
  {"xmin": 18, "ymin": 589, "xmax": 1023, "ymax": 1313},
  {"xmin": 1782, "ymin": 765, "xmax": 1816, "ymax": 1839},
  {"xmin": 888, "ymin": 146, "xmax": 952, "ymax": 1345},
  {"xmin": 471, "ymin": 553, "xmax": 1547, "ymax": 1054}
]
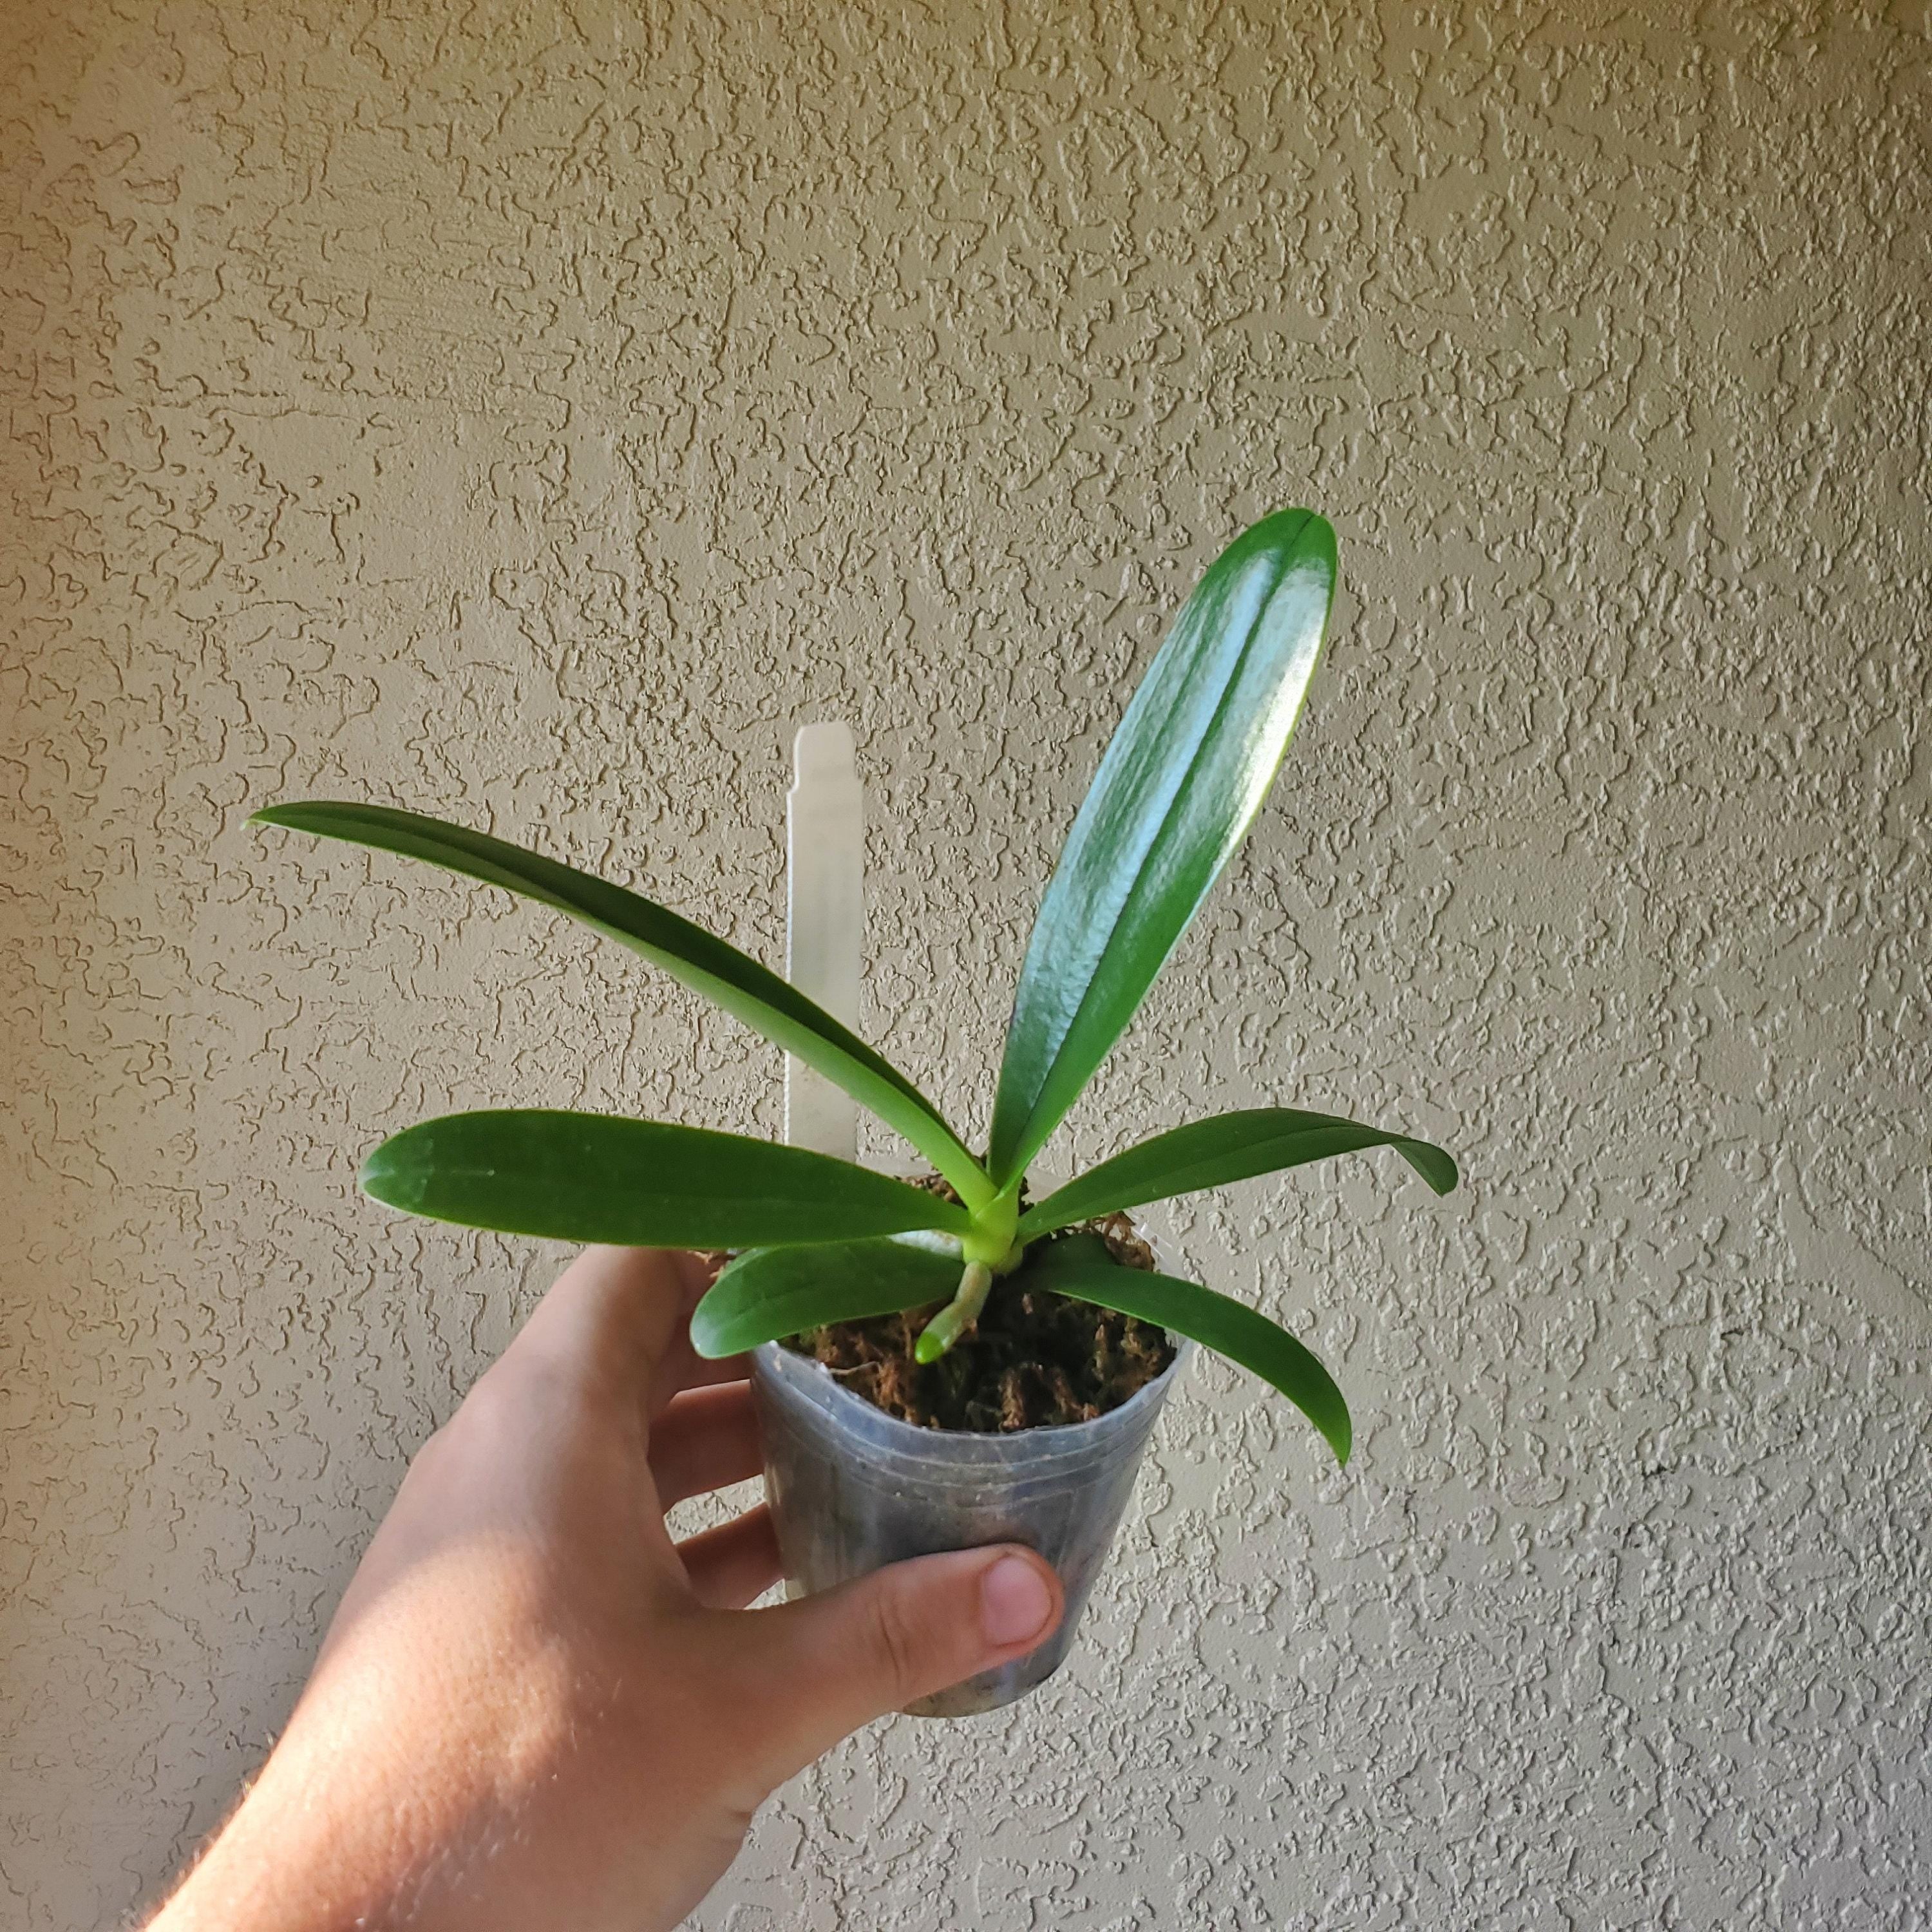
[
  {"xmin": 154, "ymin": 1587, "xmax": 611, "ymax": 1931},
  {"xmin": 146, "ymin": 1247, "xmax": 1060, "ymax": 1931}
]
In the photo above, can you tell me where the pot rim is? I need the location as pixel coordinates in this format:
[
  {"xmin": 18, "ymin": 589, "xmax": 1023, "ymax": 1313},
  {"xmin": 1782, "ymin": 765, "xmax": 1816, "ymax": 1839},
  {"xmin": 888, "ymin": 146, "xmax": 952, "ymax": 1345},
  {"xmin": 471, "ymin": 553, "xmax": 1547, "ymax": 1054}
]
[
  {"xmin": 750, "ymin": 1191, "xmax": 1194, "ymax": 1452},
  {"xmin": 752, "ymin": 1331, "xmax": 1194, "ymax": 1454}
]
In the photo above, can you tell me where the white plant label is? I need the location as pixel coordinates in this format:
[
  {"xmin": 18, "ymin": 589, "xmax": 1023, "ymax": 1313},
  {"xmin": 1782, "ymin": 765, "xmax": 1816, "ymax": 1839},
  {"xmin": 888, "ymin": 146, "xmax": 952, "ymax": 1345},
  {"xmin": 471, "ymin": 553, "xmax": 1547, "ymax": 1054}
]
[{"xmin": 784, "ymin": 721, "xmax": 863, "ymax": 1160}]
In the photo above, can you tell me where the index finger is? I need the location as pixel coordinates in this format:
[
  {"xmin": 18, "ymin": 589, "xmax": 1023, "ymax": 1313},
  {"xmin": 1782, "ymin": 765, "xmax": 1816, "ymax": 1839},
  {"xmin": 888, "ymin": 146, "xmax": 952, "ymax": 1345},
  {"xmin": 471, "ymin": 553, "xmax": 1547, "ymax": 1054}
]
[
  {"xmin": 641, "ymin": 1249, "xmax": 754, "ymax": 1416},
  {"xmin": 509, "ymin": 1245, "xmax": 719, "ymax": 1411}
]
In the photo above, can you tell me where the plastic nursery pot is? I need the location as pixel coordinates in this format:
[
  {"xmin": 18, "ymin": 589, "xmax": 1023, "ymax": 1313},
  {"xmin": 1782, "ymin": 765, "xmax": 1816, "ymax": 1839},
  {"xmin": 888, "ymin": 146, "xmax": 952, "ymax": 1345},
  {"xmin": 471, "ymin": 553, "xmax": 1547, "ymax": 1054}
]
[{"xmin": 750, "ymin": 1222, "xmax": 1190, "ymax": 1719}]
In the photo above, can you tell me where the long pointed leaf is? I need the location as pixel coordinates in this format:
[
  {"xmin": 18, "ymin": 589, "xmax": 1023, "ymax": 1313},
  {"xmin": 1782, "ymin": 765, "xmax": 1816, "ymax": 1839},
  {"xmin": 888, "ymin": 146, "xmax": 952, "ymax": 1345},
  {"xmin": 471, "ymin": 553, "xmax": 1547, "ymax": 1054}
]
[
  {"xmin": 690, "ymin": 1237, "xmax": 961, "ymax": 1358},
  {"xmin": 361, "ymin": 1111, "xmax": 972, "ymax": 1249},
  {"xmin": 1018, "ymin": 1107, "xmax": 1456, "ymax": 1239},
  {"xmin": 989, "ymin": 511, "xmax": 1339, "ymax": 1186},
  {"xmin": 1027, "ymin": 1235, "xmax": 1350, "ymax": 1464},
  {"xmin": 253, "ymin": 801, "xmax": 989, "ymax": 1202}
]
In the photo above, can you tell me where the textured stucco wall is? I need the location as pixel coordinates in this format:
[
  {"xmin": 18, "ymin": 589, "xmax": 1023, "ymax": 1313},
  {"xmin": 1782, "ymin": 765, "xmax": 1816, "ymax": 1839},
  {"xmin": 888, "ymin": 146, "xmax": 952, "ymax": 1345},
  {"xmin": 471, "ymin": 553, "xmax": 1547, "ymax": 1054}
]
[{"xmin": 5, "ymin": 3, "xmax": 1930, "ymax": 1926}]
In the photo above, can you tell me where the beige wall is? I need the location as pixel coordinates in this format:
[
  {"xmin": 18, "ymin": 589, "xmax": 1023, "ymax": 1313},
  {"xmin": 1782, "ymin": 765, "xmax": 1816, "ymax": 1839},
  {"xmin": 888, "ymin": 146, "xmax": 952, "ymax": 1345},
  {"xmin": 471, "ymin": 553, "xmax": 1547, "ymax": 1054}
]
[{"xmin": 5, "ymin": 3, "xmax": 1930, "ymax": 1925}]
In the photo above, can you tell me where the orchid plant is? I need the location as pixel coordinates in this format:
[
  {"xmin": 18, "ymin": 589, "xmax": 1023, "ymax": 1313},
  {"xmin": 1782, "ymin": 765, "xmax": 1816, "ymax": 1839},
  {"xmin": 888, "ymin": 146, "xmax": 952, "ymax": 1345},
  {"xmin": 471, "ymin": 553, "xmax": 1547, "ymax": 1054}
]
[{"xmin": 253, "ymin": 510, "xmax": 1454, "ymax": 1463}]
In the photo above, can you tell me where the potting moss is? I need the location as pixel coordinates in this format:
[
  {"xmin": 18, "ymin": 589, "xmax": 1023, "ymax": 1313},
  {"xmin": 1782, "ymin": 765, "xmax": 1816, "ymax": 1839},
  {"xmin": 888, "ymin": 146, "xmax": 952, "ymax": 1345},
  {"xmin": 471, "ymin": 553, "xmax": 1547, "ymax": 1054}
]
[{"xmin": 782, "ymin": 1179, "xmax": 1175, "ymax": 1432}]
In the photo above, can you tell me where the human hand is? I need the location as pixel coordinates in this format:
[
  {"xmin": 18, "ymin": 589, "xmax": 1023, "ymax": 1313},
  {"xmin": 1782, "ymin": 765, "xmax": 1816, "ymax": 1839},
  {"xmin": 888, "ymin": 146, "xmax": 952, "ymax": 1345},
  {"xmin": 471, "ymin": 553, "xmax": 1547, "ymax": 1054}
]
[{"xmin": 151, "ymin": 1245, "xmax": 1065, "ymax": 1931}]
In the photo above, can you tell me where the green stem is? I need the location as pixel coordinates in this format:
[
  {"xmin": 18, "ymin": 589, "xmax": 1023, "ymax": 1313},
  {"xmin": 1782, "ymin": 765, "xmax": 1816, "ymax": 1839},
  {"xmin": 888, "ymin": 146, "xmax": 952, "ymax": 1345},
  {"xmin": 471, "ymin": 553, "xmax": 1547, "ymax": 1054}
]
[
  {"xmin": 914, "ymin": 1260, "xmax": 994, "ymax": 1363},
  {"xmin": 913, "ymin": 1177, "xmax": 1028, "ymax": 1361},
  {"xmin": 936, "ymin": 1152, "xmax": 993, "ymax": 1213}
]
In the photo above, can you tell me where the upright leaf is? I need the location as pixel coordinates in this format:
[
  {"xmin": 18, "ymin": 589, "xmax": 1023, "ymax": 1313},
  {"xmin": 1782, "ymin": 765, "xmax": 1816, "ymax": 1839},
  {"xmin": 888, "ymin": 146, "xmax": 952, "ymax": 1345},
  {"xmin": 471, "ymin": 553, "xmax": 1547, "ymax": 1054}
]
[
  {"xmin": 690, "ymin": 1237, "xmax": 961, "ymax": 1358},
  {"xmin": 1026, "ymin": 1235, "xmax": 1350, "ymax": 1464},
  {"xmin": 989, "ymin": 511, "xmax": 1340, "ymax": 1185},
  {"xmin": 360, "ymin": 1110, "xmax": 971, "ymax": 1249},
  {"xmin": 1018, "ymin": 1106, "xmax": 1457, "ymax": 1238},
  {"xmin": 252, "ymin": 801, "xmax": 989, "ymax": 1202}
]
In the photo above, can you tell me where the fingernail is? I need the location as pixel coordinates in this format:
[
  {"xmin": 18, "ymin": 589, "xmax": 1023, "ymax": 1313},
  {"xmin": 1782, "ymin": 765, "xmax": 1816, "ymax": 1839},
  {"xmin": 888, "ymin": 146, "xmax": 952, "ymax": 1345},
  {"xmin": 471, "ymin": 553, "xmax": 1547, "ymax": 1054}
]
[{"xmin": 980, "ymin": 1554, "xmax": 1054, "ymax": 1647}]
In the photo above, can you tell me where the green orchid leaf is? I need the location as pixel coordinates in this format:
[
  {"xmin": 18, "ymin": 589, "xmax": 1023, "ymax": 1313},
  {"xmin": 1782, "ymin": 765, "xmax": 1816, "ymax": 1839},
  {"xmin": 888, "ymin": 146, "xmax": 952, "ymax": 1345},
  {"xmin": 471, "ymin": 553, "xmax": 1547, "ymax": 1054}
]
[
  {"xmin": 1017, "ymin": 1107, "xmax": 1456, "ymax": 1239},
  {"xmin": 359, "ymin": 1110, "xmax": 972, "ymax": 1249},
  {"xmin": 1026, "ymin": 1234, "xmax": 1351, "ymax": 1464},
  {"xmin": 988, "ymin": 509, "xmax": 1340, "ymax": 1186},
  {"xmin": 690, "ymin": 1237, "xmax": 961, "ymax": 1358},
  {"xmin": 252, "ymin": 801, "xmax": 989, "ymax": 1203}
]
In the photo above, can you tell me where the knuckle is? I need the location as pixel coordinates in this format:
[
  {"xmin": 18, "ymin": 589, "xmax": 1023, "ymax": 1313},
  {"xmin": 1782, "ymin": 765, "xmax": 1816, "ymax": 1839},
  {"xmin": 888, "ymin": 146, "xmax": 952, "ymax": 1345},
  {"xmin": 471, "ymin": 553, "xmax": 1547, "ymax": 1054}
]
[
  {"xmin": 433, "ymin": 1362, "xmax": 545, "ymax": 1465},
  {"xmin": 453, "ymin": 1366, "xmax": 522, "ymax": 1439},
  {"xmin": 468, "ymin": 1355, "xmax": 573, "ymax": 1430},
  {"xmin": 863, "ymin": 1578, "xmax": 930, "ymax": 1700}
]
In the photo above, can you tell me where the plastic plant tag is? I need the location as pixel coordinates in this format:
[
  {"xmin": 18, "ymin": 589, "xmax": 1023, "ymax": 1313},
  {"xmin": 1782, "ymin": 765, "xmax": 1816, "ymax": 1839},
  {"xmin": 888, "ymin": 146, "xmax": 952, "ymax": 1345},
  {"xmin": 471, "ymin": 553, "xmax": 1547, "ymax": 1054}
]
[{"xmin": 784, "ymin": 723, "xmax": 864, "ymax": 1160}]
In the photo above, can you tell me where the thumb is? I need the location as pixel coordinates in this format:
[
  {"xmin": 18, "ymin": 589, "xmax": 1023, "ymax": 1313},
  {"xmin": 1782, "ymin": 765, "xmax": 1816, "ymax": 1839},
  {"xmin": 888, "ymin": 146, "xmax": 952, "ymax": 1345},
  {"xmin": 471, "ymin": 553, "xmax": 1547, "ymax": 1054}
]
[{"xmin": 741, "ymin": 1546, "xmax": 1063, "ymax": 1777}]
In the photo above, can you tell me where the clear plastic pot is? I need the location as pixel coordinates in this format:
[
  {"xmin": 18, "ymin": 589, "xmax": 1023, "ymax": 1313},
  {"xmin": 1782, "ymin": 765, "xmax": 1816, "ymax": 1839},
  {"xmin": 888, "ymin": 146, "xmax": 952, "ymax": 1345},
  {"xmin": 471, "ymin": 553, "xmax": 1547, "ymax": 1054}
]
[{"xmin": 751, "ymin": 1246, "xmax": 1189, "ymax": 1718}]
